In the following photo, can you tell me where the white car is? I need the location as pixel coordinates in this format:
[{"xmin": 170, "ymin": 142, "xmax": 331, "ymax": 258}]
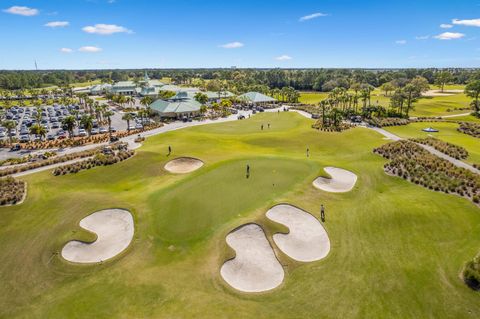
[
  {"xmin": 99, "ymin": 127, "xmax": 108, "ymax": 134},
  {"xmin": 78, "ymin": 129, "xmax": 87, "ymax": 137}
]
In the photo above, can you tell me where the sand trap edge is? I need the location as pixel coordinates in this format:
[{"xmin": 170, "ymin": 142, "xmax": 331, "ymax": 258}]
[
  {"xmin": 164, "ymin": 157, "xmax": 204, "ymax": 174},
  {"xmin": 220, "ymin": 222, "xmax": 285, "ymax": 293},
  {"xmin": 60, "ymin": 208, "xmax": 135, "ymax": 265}
]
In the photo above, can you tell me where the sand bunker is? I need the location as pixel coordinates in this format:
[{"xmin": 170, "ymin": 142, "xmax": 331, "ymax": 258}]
[
  {"xmin": 61, "ymin": 209, "xmax": 134, "ymax": 263},
  {"xmin": 164, "ymin": 157, "xmax": 203, "ymax": 173},
  {"xmin": 220, "ymin": 224, "xmax": 284, "ymax": 292},
  {"xmin": 313, "ymin": 167, "xmax": 357, "ymax": 193},
  {"xmin": 266, "ymin": 205, "xmax": 330, "ymax": 262},
  {"xmin": 423, "ymin": 89, "xmax": 463, "ymax": 97}
]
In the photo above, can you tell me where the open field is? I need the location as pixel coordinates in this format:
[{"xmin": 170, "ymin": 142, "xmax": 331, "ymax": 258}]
[
  {"xmin": 0, "ymin": 112, "xmax": 479, "ymax": 318},
  {"xmin": 384, "ymin": 122, "xmax": 480, "ymax": 166}
]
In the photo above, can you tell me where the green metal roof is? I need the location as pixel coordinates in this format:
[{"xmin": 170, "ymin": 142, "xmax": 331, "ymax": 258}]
[
  {"xmin": 238, "ymin": 92, "xmax": 276, "ymax": 103},
  {"xmin": 149, "ymin": 98, "xmax": 201, "ymax": 114}
]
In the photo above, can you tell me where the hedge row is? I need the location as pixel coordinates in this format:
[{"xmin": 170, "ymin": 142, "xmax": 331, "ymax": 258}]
[
  {"xmin": 374, "ymin": 140, "xmax": 480, "ymax": 204},
  {"xmin": 53, "ymin": 150, "xmax": 134, "ymax": 175},
  {"xmin": 0, "ymin": 176, "xmax": 25, "ymax": 206},
  {"xmin": 410, "ymin": 137, "xmax": 469, "ymax": 160},
  {"xmin": 365, "ymin": 117, "xmax": 410, "ymax": 128}
]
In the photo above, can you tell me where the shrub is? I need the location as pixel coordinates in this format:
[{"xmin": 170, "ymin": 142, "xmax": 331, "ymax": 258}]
[
  {"xmin": 464, "ymin": 255, "xmax": 480, "ymax": 290},
  {"xmin": 365, "ymin": 117, "xmax": 410, "ymax": 128}
]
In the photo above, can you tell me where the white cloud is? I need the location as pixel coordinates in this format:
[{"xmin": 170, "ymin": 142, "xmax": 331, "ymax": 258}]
[
  {"xmin": 452, "ymin": 18, "xmax": 480, "ymax": 27},
  {"xmin": 60, "ymin": 48, "xmax": 73, "ymax": 53},
  {"xmin": 434, "ymin": 32, "xmax": 465, "ymax": 40},
  {"xmin": 78, "ymin": 46, "xmax": 102, "ymax": 52},
  {"xmin": 395, "ymin": 40, "xmax": 407, "ymax": 45},
  {"xmin": 219, "ymin": 41, "xmax": 244, "ymax": 49},
  {"xmin": 415, "ymin": 35, "xmax": 429, "ymax": 40},
  {"xmin": 440, "ymin": 24, "xmax": 453, "ymax": 29},
  {"xmin": 3, "ymin": 6, "xmax": 39, "ymax": 16},
  {"xmin": 299, "ymin": 12, "xmax": 327, "ymax": 22},
  {"xmin": 82, "ymin": 24, "xmax": 132, "ymax": 35},
  {"xmin": 45, "ymin": 21, "xmax": 69, "ymax": 28},
  {"xmin": 275, "ymin": 55, "xmax": 292, "ymax": 61}
]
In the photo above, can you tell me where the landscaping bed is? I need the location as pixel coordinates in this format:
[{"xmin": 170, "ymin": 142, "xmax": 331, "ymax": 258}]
[
  {"xmin": 0, "ymin": 177, "xmax": 26, "ymax": 206},
  {"xmin": 410, "ymin": 137, "xmax": 469, "ymax": 160},
  {"xmin": 374, "ymin": 140, "xmax": 480, "ymax": 205},
  {"xmin": 365, "ymin": 117, "xmax": 410, "ymax": 127},
  {"xmin": 53, "ymin": 149, "xmax": 135, "ymax": 176},
  {"xmin": 458, "ymin": 122, "xmax": 480, "ymax": 139}
]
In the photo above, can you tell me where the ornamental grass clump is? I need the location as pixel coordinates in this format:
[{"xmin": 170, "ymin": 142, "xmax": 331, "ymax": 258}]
[{"xmin": 374, "ymin": 140, "xmax": 480, "ymax": 205}]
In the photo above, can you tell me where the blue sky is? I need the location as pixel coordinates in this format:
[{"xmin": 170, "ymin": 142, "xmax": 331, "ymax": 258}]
[{"xmin": 1, "ymin": 0, "xmax": 480, "ymax": 69}]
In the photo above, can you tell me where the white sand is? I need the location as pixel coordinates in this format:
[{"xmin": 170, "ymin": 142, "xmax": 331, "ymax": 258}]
[
  {"xmin": 61, "ymin": 209, "xmax": 134, "ymax": 263},
  {"xmin": 164, "ymin": 157, "xmax": 203, "ymax": 174},
  {"xmin": 266, "ymin": 205, "xmax": 330, "ymax": 262},
  {"xmin": 220, "ymin": 224, "xmax": 284, "ymax": 293},
  {"xmin": 313, "ymin": 167, "xmax": 358, "ymax": 193},
  {"xmin": 422, "ymin": 89, "xmax": 463, "ymax": 97}
]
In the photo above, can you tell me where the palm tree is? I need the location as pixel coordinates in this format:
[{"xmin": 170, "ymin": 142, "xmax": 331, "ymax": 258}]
[
  {"xmin": 2, "ymin": 120, "xmax": 16, "ymax": 146},
  {"xmin": 62, "ymin": 116, "xmax": 76, "ymax": 138},
  {"xmin": 30, "ymin": 123, "xmax": 46, "ymax": 141},
  {"xmin": 104, "ymin": 110, "xmax": 114, "ymax": 140},
  {"xmin": 80, "ymin": 115, "xmax": 94, "ymax": 136},
  {"xmin": 122, "ymin": 113, "xmax": 134, "ymax": 131}
]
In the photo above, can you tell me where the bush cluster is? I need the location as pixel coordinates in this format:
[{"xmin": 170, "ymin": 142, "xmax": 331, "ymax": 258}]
[
  {"xmin": 312, "ymin": 120, "xmax": 353, "ymax": 132},
  {"xmin": 457, "ymin": 122, "xmax": 480, "ymax": 139},
  {"xmin": 464, "ymin": 255, "xmax": 480, "ymax": 290},
  {"xmin": 365, "ymin": 117, "xmax": 410, "ymax": 127},
  {"xmin": 0, "ymin": 151, "xmax": 57, "ymax": 167},
  {"xmin": 0, "ymin": 176, "xmax": 25, "ymax": 206},
  {"xmin": 410, "ymin": 137, "xmax": 469, "ymax": 159},
  {"xmin": 0, "ymin": 143, "xmax": 127, "ymax": 177},
  {"xmin": 53, "ymin": 150, "xmax": 134, "ymax": 175},
  {"xmin": 374, "ymin": 140, "xmax": 480, "ymax": 205}
]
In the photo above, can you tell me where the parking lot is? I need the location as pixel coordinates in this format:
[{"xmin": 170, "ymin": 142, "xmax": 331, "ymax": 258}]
[{"xmin": 0, "ymin": 104, "xmax": 139, "ymax": 143}]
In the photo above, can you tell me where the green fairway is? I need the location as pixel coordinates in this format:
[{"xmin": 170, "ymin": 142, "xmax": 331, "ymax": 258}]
[
  {"xmin": 299, "ymin": 91, "xmax": 328, "ymax": 104},
  {"xmin": 385, "ymin": 122, "xmax": 480, "ymax": 165},
  {"xmin": 1, "ymin": 112, "xmax": 479, "ymax": 318}
]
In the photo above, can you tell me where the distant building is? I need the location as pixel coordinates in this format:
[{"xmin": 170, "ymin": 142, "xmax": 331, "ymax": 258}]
[
  {"xmin": 237, "ymin": 92, "xmax": 276, "ymax": 105},
  {"xmin": 111, "ymin": 81, "xmax": 137, "ymax": 96}
]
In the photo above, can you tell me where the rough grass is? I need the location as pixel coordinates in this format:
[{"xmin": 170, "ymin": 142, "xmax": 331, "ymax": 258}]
[{"xmin": 0, "ymin": 112, "xmax": 479, "ymax": 318}]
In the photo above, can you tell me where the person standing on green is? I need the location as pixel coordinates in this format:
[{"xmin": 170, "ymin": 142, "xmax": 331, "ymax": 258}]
[{"xmin": 320, "ymin": 204, "xmax": 325, "ymax": 222}]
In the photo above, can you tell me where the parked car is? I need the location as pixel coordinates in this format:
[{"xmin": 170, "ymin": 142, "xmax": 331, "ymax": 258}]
[
  {"xmin": 47, "ymin": 134, "xmax": 55, "ymax": 141},
  {"xmin": 91, "ymin": 128, "xmax": 99, "ymax": 135},
  {"xmin": 99, "ymin": 127, "xmax": 108, "ymax": 134},
  {"xmin": 19, "ymin": 135, "xmax": 30, "ymax": 143},
  {"xmin": 78, "ymin": 129, "xmax": 87, "ymax": 137},
  {"xmin": 135, "ymin": 123, "xmax": 143, "ymax": 130},
  {"xmin": 10, "ymin": 144, "xmax": 21, "ymax": 151}
]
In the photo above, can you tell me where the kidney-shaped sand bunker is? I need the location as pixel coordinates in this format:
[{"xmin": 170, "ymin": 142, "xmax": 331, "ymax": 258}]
[
  {"xmin": 164, "ymin": 157, "xmax": 204, "ymax": 174},
  {"xmin": 220, "ymin": 224, "xmax": 284, "ymax": 293},
  {"xmin": 266, "ymin": 204, "xmax": 330, "ymax": 262},
  {"xmin": 61, "ymin": 209, "xmax": 134, "ymax": 263},
  {"xmin": 313, "ymin": 167, "xmax": 358, "ymax": 193}
]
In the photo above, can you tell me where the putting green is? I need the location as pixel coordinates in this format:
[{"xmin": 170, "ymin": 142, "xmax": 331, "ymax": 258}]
[{"xmin": 0, "ymin": 112, "xmax": 479, "ymax": 318}]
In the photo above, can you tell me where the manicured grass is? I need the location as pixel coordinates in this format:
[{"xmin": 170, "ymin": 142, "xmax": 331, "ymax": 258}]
[
  {"xmin": 385, "ymin": 122, "xmax": 480, "ymax": 165},
  {"xmin": 299, "ymin": 92, "xmax": 328, "ymax": 104},
  {"xmin": 0, "ymin": 112, "xmax": 479, "ymax": 318}
]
